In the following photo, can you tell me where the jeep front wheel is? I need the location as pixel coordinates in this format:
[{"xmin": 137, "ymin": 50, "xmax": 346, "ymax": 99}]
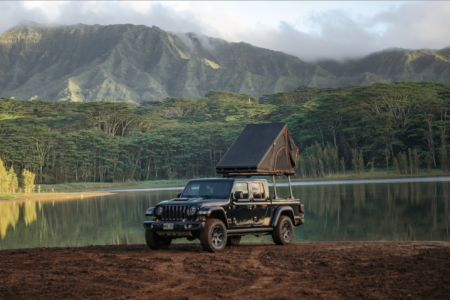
[
  {"xmin": 145, "ymin": 229, "xmax": 172, "ymax": 250},
  {"xmin": 200, "ymin": 219, "xmax": 227, "ymax": 252},
  {"xmin": 272, "ymin": 215, "xmax": 294, "ymax": 245}
]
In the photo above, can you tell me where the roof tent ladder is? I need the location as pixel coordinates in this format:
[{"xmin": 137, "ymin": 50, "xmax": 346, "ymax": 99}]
[
  {"xmin": 288, "ymin": 175, "xmax": 294, "ymax": 199},
  {"xmin": 272, "ymin": 175, "xmax": 279, "ymax": 199}
]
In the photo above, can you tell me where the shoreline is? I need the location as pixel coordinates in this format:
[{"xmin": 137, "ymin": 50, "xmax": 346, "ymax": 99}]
[
  {"xmin": 0, "ymin": 192, "xmax": 116, "ymax": 202},
  {"xmin": 39, "ymin": 179, "xmax": 188, "ymax": 191},
  {"xmin": 37, "ymin": 171, "xmax": 450, "ymax": 192},
  {"xmin": 3, "ymin": 173, "xmax": 448, "ymax": 199}
]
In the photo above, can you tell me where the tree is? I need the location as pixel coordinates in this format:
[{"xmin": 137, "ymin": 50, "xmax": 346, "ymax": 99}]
[
  {"xmin": 0, "ymin": 157, "xmax": 9, "ymax": 193},
  {"xmin": 351, "ymin": 149, "xmax": 360, "ymax": 175},
  {"xmin": 384, "ymin": 147, "xmax": 390, "ymax": 170},
  {"xmin": 8, "ymin": 167, "xmax": 18, "ymax": 193},
  {"xmin": 22, "ymin": 169, "xmax": 36, "ymax": 193}
]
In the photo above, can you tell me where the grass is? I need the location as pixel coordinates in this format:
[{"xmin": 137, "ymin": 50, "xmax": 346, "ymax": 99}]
[
  {"xmin": 0, "ymin": 192, "xmax": 117, "ymax": 202},
  {"xmin": 0, "ymin": 194, "xmax": 20, "ymax": 199},
  {"xmin": 39, "ymin": 179, "xmax": 189, "ymax": 191},
  {"xmin": 0, "ymin": 192, "xmax": 68, "ymax": 201}
]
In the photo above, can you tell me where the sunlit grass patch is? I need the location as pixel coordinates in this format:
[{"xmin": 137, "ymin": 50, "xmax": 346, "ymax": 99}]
[
  {"xmin": 0, "ymin": 194, "xmax": 20, "ymax": 200},
  {"xmin": 40, "ymin": 179, "xmax": 189, "ymax": 191}
]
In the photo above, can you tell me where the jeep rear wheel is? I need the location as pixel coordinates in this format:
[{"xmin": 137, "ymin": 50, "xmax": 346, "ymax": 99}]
[
  {"xmin": 145, "ymin": 229, "xmax": 172, "ymax": 250},
  {"xmin": 272, "ymin": 215, "xmax": 294, "ymax": 245},
  {"xmin": 200, "ymin": 219, "xmax": 227, "ymax": 252},
  {"xmin": 227, "ymin": 236, "xmax": 241, "ymax": 246}
]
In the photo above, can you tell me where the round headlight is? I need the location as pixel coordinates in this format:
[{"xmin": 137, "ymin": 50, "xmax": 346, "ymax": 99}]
[
  {"xmin": 188, "ymin": 206, "xmax": 197, "ymax": 215},
  {"xmin": 156, "ymin": 206, "xmax": 163, "ymax": 215}
]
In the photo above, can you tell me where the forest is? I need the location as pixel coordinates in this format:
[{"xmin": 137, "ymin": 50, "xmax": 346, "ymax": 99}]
[{"xmin": 0, "ymin": 81, "xmax": 450, "ymax": 185}]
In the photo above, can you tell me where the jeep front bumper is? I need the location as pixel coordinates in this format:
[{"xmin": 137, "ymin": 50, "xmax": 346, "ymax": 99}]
[{"xmin": 143, "ymin": 220, "xmax": 205, "ymax": 232}]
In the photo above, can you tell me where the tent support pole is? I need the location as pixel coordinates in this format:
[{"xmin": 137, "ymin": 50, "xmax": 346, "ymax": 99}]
[
  {"xmin": 272, "ymin": 175, "xmax": 279, "ymax": 199},
  {"xmin": 288, "ymin": 175, "xmax": 294, "ymax": 199}
]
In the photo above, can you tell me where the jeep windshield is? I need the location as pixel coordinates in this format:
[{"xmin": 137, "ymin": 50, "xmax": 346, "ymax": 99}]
[{"xmin": 182, "ymin": 180, "xmax": 233, "ymax": 199}]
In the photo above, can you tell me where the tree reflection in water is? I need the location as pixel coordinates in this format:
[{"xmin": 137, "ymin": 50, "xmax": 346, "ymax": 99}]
[
  {"xmin": 0, "ymin": 202, "xmax": 20, "ymax": 238},
  {"xmin": 0, "ymin": 201, "xmax": 40, "ymax": 239},
  {"xmin": 1, "ymin": 181, "xmax": 450, "ymax": 250}
]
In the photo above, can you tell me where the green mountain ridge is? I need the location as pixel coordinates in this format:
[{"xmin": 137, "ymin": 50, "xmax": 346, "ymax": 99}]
[
  {"xmin": 317, "ymin": 47, "xmax": 450, "ymax": 83},
  {"xmin": 0, "ymin": 21, "xmax": 449, "ymax": 102}
]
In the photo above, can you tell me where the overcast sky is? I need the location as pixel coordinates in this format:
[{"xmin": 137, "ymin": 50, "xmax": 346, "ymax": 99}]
[{"xmin": 1, "ymin": 1, "xmax": 449, "ymax": 62}]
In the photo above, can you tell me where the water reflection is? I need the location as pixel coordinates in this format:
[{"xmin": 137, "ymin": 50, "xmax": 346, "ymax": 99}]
[
  {"xmin": 1, "ymin": 180, "xmax": 450, "ymax": 250},
  {"xmin": 0, "ymin": 190, "xmax": 177, "ymax": 249},
  {"xmin": 0, "ymin": 202, "xmax": 20, "ymax": 238}
]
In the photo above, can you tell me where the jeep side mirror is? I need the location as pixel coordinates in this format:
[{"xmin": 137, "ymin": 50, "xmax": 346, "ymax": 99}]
[
  {"xmin": 234, "ymin": 191, "xmax": 243, "ymax": 200},
  {"xmin": 176, "ymin": 192, "xmax": 182, "ymax": 198}
]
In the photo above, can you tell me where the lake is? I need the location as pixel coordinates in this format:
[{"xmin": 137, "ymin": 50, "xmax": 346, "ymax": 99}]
[{"xmin": 1, "ymin": 177, "xmax": 450, "ymax": 250}]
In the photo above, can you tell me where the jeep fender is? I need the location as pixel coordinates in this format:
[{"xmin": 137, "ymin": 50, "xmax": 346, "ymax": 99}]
[
  {"xmin": 271, "ymin": 206, "xmax": 295, "ymax": 227},
  {"xmin": 198, "ymin": 207, "xmax": 228, "ymax": 228}
]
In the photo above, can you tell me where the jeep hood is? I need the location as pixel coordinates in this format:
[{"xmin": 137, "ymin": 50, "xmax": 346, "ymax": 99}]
[{"xmin": 157, "ymin": 198, "xmax": 229, "ymax": 206}]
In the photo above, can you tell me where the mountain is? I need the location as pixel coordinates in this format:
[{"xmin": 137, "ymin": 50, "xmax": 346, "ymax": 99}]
[
  {"xmin": 316, "ymin": 47, "xmax": 450, "ymax": 83},
  {"xmin": 0, "ymin": 21, "xmax": 449, "ymax": 102},
  {"xmin": 0, "ymin": 21, "xmax": 334, "ymax": 102}
]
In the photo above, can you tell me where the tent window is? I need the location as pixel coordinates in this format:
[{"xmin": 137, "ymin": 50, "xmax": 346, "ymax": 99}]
[{"xmin": 275, "ymin": 147, "xmax": 289, "ymax": 171}]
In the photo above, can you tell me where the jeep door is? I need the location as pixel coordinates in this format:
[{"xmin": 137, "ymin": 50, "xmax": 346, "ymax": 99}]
[
  {"xmin": 227, "ymin": 182, "xmax": 253, "ymax": 228},
  {"xmin": 251, "ymin": 182, "xmax": 271, "ymax": 226}
]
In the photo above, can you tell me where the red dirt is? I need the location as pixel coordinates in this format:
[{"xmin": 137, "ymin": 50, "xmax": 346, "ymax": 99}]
[{"xmin": 1, "ymin": 242, "xmax": 449, "ymax": 299}]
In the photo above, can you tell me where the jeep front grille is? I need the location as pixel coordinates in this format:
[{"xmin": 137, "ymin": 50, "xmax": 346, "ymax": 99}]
[{"xmin": 161, "ymin": 205, "xmax": 189, "ymax": 221}]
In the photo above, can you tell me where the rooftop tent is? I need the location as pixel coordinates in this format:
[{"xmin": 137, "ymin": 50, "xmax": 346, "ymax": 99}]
[{"xmin": 216, "ymin": 123, "xmax": 298, "ymax": 176}]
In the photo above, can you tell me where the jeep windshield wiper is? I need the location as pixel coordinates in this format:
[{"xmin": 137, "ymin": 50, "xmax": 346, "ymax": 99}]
[{"xmin": 200, "ymin": 195, "xmax": 214, "ymax": 199}]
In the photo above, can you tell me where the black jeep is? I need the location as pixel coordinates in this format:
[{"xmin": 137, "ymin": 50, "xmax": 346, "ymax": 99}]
[
  {"xmin": 143, "ymin": 177, "xmax": 305, "ymax": 252},
  {"xmin": 143, "ymin": 122, "xmax": 305, "ymax": 252}
]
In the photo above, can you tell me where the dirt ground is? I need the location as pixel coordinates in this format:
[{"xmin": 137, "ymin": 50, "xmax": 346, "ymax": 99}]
[{"xmin": 0, "ymin": 241, "xmax": 449, "ymax": 299}]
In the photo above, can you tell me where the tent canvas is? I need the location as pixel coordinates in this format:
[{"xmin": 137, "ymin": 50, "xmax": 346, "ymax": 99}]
[{"xmin": 216, "ymin": 123, "xmax": 298, "ymax": 176}]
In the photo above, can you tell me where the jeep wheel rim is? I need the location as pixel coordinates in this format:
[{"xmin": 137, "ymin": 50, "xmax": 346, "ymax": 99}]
[
  {"xmin": 211, "ymin": 226, "xmax": 224, "ymax": 247},
  {"xmin": 281, "ymin": 221, "xmax": 291, "ymax": 241}
]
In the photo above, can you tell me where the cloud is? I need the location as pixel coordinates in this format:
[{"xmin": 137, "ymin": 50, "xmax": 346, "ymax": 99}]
[
  {"xmin": 372, "ymin": 2, "xmax": 450, "ymax": 50},
  {"xmin": 225, "ymin": 16, "xmax": 385, "ymax": 62},
  {"xmin": 225, "ymin": 2, "xmax": 450, "ymax": 62},
  {"xmin": 0, "ymin": 2, "xmax": 203, "ymax": 35},
  {"xmin": 0, "ymin": 2, "xmax": 49, "ymax": 31},
  {"xmin": 1, "ymin": 1, "xmax": 449, "ymax": 62}
]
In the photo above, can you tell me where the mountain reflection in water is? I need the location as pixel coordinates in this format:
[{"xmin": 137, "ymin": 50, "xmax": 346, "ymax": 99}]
[{"xmin": 1, "ymin": 179, "xmax": 450, "ymax": 250}]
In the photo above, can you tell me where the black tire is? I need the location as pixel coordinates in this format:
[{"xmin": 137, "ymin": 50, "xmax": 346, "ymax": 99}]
[
  {"xmin": 272, "ymin": 215, "xmax": 294, "ymax": 245},
  {"xmin": 227, "ymin": 236, "xmax": 242, "ymax": 246},
  {"xmin": 145, "ymin": 230, "xmax": 172, "ymax": 250},
  {"xmin": 199, "ymin": 219, "xmax": 227, "ymax": 252}
]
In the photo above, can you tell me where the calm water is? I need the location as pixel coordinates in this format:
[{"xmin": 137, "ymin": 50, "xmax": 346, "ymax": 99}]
[{"xmin": 1, "ymin": 178, "xmax": 450, "ymax": 250}]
